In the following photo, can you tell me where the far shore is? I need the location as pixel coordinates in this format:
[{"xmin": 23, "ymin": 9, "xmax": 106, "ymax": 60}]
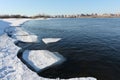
[
  {"xmin": 1, "ymin": 13, "xmax": 120, "ymax": 19},
  {"xmin": 1, "ymin": 16, "xmax": 120, "ymax": 19}
]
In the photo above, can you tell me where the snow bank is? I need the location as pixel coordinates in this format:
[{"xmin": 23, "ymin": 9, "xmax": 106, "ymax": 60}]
[
  {"xmin": 0, "ymin": 34, "xmax": 23, "ymax": 80},
  {"xmin": 22, "ymin": 50, "xmax": 65, "ymax": 72},
  {"xmin": 42, "ymin": 38, "xmax": 61, "ymax": 44}
]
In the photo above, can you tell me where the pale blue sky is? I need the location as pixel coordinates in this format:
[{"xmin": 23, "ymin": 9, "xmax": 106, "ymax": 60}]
[{"xmin": 0, "ymin": 0, "xmax": 120, "ymax": 16}]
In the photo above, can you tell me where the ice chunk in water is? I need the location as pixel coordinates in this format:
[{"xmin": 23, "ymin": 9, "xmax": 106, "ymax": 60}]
[
  {"xmin": 22, "ymin": 50, "xmax": 65, "ymax": 72},
  {"xmin": 42, "ymin": 38, "xmax": 61, "ymax": 44}
]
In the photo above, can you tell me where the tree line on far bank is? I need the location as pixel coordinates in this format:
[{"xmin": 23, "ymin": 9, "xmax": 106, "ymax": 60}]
[
  {"xmin": 0, "ymin": 15, "xmax": 30, "ymax": 18},
  {"xmin": 0, "ymin": 13, "xmax": 120, "ymax": 18}
]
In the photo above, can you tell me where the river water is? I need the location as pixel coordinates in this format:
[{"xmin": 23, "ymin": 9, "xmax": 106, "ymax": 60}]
[{"xmin": 21, "ymin": 18, "xmax": 120, "ymax": 80}]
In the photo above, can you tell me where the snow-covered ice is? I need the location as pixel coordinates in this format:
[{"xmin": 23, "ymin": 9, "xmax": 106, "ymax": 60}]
[
  {"xmin": 2, "ymin": 19, "xmax": 38, "ymax": 42},
  {"xmin": 42, "ymin": 38, "xmax": 61, "ymax": 44},
  {"xmin": 0, "ymin": 34, "xmax": 24, "ymax": 80},
  {"xmin": 0, "ymin": 19, "xmax": 97, "ymax": 80},
  {"xmin": 0, "ymin": 20, "xmax": 10, "ymax": 35},
  {"xmin": 22, "ymin": 50, "xmax": 65, "ymax": 72},
  {"xmin": 2, "ymin": 18, "xmax": 31, "ymax": 26},
  {"xmin": 9, "ymin": 27, "xmax": 38, "ymax": 42}
]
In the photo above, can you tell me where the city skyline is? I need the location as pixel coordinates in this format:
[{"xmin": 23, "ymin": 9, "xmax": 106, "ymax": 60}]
[{"xmin": 0, "ymin": 0, "xmax": 120, "ymax": 16}]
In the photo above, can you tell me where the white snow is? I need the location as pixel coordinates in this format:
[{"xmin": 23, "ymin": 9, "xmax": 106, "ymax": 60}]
[
  {"xmin": 2, "ymin": 19, "xmax": 38, "ymax": 42},
  {"xmin": 2, "ymin": 18, "xmax": 31, "ymax": 26},
  {"xmin": 22, "ymin": 50, "xmax": 65, "ymax": 72},
  {"xmin": 10, "ymin": 27, "xmax": 38, "ymax": 42},
  {"xmin": 0, "ymin": 19, "xmax": 97, "ymax": 80},
  {"xmin": 0, "ymin": 34, "xmax": 23, "ymax": 80},
  {"xmin": 42, "ymin": 38, "xmax": 61, "ymax": 44},
  {"xmin": 0, "ymin": 20, "xmax": 10, "ymax": 35},
  {"xmin": 68, "ymin": 77, "xmax": 97, "ymax": 80}
]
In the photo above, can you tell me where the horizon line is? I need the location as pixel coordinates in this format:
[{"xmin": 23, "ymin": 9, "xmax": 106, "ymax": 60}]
[{"xmin": 0, "ymin": 12, "xmax": 120, "ymax": 16}]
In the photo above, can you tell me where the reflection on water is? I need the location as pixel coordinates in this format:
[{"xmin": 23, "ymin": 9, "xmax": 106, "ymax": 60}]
[{"xmin": 21, "ymin": 18, "xmax": 120, "ymax": 80}]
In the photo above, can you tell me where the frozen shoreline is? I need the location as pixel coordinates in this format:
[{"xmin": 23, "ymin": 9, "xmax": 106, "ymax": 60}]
[
  {"xmin": 2, "ymin": 18, "xmax": 66, "ymax": 72},
  {"xmin": 0, "ymin": 18, "xmax": 97, "ymax": 80}
]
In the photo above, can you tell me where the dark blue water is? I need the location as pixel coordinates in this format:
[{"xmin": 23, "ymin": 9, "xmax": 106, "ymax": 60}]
[{"xmin": 21, "ymin": 18, "xmax": 120, "ymax": 80}]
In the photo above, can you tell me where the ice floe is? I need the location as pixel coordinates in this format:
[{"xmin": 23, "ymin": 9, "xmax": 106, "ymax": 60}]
[
  {"xmin": 22, "ymin": 50, "xmax": 65, "ymax": 72},
  {"xmin": 42, "ymin": 38, "xmax": 61, "ymax": 44}
]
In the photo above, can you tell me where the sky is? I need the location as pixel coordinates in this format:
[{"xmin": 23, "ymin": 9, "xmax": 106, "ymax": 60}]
[{"xmin": 0, "ymin": 0, "xmax": 120, "ymax": 16}]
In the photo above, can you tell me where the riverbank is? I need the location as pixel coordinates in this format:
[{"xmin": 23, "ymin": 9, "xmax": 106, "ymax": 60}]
[{"xmin": 0, "ymin": 18, "xmax": 96, "ymax": 80}]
